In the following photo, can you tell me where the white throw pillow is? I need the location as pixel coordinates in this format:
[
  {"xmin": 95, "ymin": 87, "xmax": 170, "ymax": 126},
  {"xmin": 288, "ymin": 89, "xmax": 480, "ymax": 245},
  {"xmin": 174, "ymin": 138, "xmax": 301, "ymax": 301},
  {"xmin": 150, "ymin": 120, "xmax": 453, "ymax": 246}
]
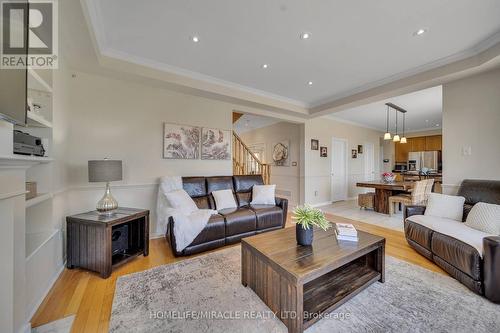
[
  {"xmin": 165, "ymin": 189, "xmax": 199, "ymax": 215},
  {"xmin": 212, "ymin": 189, "xmax": 237, "ymax": 210},
  {"xmin": 251, "ymin": 184, "xmax": 276, "ymax": 205},
  {"xmin": 464, "ymin": 202, "xmax": 500, "ymax": 234},
  {"xmin": 424, "ymin": 193, "xmax": 465, "ymax": 221}
]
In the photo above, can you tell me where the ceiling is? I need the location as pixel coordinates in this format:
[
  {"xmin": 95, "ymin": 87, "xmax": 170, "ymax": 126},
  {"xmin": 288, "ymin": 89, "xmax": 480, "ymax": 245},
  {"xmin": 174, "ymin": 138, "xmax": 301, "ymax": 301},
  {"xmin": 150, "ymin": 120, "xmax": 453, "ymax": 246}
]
[
  {"xmin": 233, "ymin": 114, "xmax": 282, "ymax": 134},
  {"xmin": 85, "ymin": 0, "xmax": 500, "ymax": 108},
  {"xmin": 329, "ymin": 85, "xmax": 442, "ymax": 132}
]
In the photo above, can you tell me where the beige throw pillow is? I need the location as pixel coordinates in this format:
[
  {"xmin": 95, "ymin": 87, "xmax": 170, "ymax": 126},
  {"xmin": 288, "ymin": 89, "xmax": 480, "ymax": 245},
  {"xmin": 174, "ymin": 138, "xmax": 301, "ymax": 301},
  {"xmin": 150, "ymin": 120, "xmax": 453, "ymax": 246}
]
[
  {"xmin": 165, "ymin": 189, "xmax": 199, "ymax": 215},
  {"xmin": 464, "ymin": 202, "xmax": 500, "ymax": 234},
  {"xmin": 212, "ymin": 189, "xmax": 237, "ymax": 210},
  {"xmin": 251, "ymin": 184, "xmax": 276, "ymax": 205}
]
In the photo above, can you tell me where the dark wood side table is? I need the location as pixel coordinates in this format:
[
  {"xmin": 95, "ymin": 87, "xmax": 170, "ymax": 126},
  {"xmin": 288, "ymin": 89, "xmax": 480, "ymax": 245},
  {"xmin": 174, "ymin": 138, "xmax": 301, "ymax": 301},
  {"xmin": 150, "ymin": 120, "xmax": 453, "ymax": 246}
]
[{"xmin": 66, "ymin": 207, "xmax": 150, "ymax": 278}]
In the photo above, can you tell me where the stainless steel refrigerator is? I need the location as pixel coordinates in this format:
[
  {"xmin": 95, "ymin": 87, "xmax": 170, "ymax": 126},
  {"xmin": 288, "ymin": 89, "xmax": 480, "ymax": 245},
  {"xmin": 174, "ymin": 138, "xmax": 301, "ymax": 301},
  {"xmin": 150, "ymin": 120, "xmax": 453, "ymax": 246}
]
[{"xmin": 408, "ymin": 151, "xmax": 439, "ymax": 171}]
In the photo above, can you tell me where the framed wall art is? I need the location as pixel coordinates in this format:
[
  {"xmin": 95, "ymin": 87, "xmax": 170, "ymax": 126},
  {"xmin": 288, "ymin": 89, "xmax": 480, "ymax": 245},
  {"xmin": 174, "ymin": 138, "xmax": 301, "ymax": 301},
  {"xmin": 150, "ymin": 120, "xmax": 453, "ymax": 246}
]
[
  {"xmin": 201, "ymin": 128, "xmax": 231, "ymax": 160},
  {"xmin": 163, "ymin": 123, "xmax": 200, "ymax": 159}
]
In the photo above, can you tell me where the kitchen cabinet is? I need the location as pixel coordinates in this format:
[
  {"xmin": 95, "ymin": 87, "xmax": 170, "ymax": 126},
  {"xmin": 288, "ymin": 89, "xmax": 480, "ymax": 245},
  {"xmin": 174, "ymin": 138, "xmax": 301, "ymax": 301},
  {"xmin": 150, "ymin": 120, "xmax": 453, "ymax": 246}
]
[
  {"xmin": 425, "ymin": 135, "xmax": 442, "ymax": 151},
  {"xmin": 395, "ymin": 141, "xmax": 410, "ymax": 162},
  {"xmin": 394, "ymin": 135, "xmax": 442, "ymax": 163},
  {"xmin": 411, "ymin": 137, "xmax": 426, "ymax": 151}
]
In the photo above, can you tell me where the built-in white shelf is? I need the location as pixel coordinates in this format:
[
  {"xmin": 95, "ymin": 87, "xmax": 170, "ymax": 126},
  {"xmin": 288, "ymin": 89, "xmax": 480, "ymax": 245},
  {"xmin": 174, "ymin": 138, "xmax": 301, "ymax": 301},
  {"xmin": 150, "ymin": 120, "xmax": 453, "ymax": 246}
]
[
  {"xmin": 0, "ymin": 154, "xmax": 53, "ymax": 167},
  {"xmin": 26, "ymin": 111, "xmax": 53, "ymax": 128},
  {"xmin": 28, "ymin": 68, "xmax": 53, "ymax": 93},
  {"xmin": 26, "ymin": 193, "xmax": 53, "ymax": 208}
]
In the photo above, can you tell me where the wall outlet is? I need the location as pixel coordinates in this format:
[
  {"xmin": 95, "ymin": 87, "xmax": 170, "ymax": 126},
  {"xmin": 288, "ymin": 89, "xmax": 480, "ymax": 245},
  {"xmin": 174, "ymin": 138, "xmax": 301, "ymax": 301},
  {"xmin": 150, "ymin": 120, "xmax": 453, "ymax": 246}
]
[{"xmin": 314, "ymin": 190, "xmax": 318, "ymax": 197}]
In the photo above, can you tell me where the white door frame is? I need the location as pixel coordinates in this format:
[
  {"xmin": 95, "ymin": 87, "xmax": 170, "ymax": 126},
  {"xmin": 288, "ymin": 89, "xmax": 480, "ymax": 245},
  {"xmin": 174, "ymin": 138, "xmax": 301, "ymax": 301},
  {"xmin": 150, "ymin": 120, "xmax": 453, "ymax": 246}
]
[{"xmin": 331, "ymin": 137, "xmax": 348, "ymax": 202}]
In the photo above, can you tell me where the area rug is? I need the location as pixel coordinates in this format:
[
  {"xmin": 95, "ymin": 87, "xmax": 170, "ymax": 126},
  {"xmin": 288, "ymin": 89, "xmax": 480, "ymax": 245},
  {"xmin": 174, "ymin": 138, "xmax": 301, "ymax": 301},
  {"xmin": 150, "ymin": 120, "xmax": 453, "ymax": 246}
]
[{"xmin": 109, "ymin": 246, "xmax": 500, "ymax": 333}]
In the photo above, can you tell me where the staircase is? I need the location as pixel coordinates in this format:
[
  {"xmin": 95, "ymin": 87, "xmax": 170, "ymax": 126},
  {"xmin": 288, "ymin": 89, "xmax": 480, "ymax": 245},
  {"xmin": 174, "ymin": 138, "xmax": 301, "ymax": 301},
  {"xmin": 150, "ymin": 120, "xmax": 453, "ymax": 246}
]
[{"xmin": 232, "ymin": 131, "xmax": 271, "ymax": 184}]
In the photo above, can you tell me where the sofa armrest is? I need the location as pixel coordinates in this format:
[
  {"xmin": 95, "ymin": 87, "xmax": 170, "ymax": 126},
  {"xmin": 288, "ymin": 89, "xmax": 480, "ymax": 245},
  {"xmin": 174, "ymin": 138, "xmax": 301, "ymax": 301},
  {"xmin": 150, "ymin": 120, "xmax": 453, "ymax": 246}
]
[
  {"xmin": 404, "ymin": 205, "xmax": 426, "ymax": 220},
  {"xmin": 275, "ymin": 197, "xmax": 288, "ymax": 228},
  {"xmin": 166, "ymin": 216, "xmax": 181, "ymax": 257},
  {"xmin": 483, "ymin": 236, "xmax": 500, "ymax": 303}
]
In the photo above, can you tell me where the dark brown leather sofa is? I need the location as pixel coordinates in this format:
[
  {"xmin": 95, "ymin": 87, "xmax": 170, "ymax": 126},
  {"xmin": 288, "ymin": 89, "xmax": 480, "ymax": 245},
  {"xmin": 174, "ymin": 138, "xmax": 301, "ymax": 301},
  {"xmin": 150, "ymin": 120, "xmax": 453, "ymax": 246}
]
[
  {"xmin": 166, "ymin": 175, "xmax": 288, "ymax": 256},
  {"xmin": 404, "ymin": 179, "xmax": 500, "ymax": 303}
]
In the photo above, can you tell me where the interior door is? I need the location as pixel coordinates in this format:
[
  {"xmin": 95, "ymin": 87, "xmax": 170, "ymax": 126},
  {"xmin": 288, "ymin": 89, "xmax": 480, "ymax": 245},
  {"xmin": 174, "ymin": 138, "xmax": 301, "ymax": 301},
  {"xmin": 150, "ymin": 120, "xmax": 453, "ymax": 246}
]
[
  {"xmin": 363, "ymin": 142, "xmax": 375, "ymax": 181},
  {"xmin": 331, "ymin": 138, "xmax": 348, "ymax": 202}
]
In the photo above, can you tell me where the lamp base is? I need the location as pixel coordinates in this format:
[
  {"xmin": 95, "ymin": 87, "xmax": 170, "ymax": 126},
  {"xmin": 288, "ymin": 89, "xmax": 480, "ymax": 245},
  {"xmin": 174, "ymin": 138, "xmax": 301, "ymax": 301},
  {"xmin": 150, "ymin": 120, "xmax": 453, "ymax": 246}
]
[{"xmin": 97, "ymin": 182, "xmax": 118, "ymax": 215}]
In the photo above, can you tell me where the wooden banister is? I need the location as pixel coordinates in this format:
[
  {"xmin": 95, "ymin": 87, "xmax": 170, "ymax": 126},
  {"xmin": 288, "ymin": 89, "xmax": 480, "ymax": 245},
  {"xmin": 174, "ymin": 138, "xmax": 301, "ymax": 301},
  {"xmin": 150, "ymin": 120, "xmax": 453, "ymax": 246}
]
[{"xmin": 232, "ymin": 131, "xmax": 271, "ymax": 184}]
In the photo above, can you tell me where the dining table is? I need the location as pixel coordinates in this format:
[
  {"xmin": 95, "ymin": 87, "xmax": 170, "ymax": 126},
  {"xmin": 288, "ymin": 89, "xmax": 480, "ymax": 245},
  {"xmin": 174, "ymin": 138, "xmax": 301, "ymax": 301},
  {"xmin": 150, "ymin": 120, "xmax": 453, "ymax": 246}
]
[{"xmin": 356, "ymin": 180, "xmax": 414, "ymax": 214}]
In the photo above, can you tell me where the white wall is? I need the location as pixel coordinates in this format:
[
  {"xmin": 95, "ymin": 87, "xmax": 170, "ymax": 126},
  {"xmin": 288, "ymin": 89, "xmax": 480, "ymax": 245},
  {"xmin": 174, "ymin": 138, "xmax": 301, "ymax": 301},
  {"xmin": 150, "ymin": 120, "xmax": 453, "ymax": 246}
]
[
  {"xmin": 64, "ymin": 71, "xmax": 245, "ymax": 235},
  {"xmin": 239, "ymin": 121, "xmax": 301, "ymax": 206},
  {"xmin": 303, "ymin": 117, "xmax": 383, "ymax": 205},
  {"xmin": 442, "ymin": 67, "xmax": 500, "ymax": 194}
]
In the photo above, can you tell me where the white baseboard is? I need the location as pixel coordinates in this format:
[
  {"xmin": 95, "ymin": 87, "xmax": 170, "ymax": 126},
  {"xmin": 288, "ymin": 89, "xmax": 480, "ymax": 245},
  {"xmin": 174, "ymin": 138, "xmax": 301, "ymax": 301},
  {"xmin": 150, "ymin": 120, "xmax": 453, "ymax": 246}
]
[
  {"xmin": 309, "ymin": 201, "xmax": 332, "ymax": 208},
  {"xmin": 27, "ymin": 261, "xmax": 66, "ymax": 326},
  {"xmin": 150, "ymin": 232, "xmax": 164, "ymax": 239}
]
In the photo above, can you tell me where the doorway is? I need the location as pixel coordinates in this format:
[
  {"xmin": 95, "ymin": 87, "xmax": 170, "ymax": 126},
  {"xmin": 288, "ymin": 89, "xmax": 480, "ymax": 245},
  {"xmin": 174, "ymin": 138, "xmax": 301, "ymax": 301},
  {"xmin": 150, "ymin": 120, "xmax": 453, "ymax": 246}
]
[{"xmin": 331, "ymin": 138, "xmax": 348, "ymax": 202}]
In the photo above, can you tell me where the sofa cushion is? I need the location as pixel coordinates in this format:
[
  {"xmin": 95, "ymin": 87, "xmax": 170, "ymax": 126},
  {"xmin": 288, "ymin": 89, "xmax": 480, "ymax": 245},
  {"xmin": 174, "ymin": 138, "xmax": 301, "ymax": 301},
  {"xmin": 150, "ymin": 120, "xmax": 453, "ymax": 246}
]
[
  {"xmin": 212, "ymin": 189, "xmax": 237, "ymax": 210},
  {"xmin": 251, "ymin": 185, "xmax": 276, "ymax": 205},
  {"xmin": 165, "ymin": 189, "xmax": 199, "ymax": 215},
  {"xmin": 189, "ymin": 214, "xmax": 225, "ymax": 246},
  {"xmin": 407, "ymin": 215, "xmax": 494, "ymax": 257},
  {"xmin": 182, "ymin": 177, "xmax": 207, "ymax": 197},
  {"xmin": 464, "ymin": 202, "xmax": 500, "ymax": 234},
  {"xmin": 250, "ymin": 204, "xmax": 283, "ymax": 230},
  {"xmin": 233, "ymin": 175, "xmax": 264, "ymax": 207},
  {"xmin": 424, "ymin": 193, "xmax": 465, "ymax": 221},
  {"xmin": 458, "ymin": 179, "xmax": 500, "ymax": 206},
  {"xmin": 431, "ymin": 231, "xmax": 482, "ymax": 281},
  {"xmin": 218, "ymin": 208, "xmax": 257, "ymax": 236},
  {"xmin": 404, "ymin": 219, "xmax": 433, "ymax": 251}
]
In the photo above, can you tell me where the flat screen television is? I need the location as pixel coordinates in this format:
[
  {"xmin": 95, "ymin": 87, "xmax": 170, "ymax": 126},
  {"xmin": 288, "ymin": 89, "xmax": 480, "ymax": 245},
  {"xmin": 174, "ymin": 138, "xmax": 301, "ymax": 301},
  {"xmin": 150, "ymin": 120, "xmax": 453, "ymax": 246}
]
[{"xmin": 0, "ymin": 1, "xmax": 28, "ymax": 125}]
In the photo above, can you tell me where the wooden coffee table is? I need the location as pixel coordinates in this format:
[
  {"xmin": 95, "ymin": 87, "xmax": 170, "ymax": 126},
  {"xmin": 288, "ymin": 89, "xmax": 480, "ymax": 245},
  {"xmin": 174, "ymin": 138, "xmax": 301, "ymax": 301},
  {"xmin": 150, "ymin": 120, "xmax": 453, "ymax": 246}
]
[{"xmin": 241, "ymin": 226, "xmax": 385, "ymax": 333}]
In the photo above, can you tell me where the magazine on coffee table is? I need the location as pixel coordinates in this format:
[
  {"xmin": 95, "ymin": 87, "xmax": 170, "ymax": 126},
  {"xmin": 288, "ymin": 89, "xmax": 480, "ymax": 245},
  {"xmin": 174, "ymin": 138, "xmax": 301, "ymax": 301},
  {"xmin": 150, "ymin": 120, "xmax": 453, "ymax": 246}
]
[{"xmin": 334, "ymin": 223, "xmax": 358, "ymax": 241}]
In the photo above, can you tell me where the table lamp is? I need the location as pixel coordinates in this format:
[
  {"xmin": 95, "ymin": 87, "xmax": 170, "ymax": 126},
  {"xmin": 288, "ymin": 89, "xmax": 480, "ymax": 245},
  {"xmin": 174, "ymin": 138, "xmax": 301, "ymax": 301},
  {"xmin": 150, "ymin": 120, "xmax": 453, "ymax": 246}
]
[{"xmin": 88, "ymin": 159, "xmax": 122, "ymax": 215}]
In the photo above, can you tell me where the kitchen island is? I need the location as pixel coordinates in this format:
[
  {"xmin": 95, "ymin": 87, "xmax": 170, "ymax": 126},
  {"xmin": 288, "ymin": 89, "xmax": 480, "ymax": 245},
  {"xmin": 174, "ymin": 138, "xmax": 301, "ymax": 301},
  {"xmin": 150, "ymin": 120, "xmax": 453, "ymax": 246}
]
[{"xmin": 356, "ymin": 181, "xmax": 414, "ymax": 214}]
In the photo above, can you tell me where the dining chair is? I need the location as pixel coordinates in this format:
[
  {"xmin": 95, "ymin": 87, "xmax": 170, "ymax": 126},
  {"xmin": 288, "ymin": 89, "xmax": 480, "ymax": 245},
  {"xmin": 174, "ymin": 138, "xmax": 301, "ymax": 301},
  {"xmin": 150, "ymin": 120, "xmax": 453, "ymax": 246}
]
[{"xmin": 388, "ymin": 179, "xmax": 430, "ymax": 215}]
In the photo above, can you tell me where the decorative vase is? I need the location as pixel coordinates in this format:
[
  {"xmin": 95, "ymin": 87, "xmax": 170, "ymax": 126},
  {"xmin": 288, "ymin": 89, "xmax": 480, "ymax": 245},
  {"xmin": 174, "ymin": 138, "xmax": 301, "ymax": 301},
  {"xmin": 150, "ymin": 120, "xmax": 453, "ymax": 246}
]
[
  {"xmin": 296, "ymin": 224, "xmax": 313, "ymax": 246},
  {"xmin": 383, "ymin": 175, "xmax": 396, "ymax": 183}
]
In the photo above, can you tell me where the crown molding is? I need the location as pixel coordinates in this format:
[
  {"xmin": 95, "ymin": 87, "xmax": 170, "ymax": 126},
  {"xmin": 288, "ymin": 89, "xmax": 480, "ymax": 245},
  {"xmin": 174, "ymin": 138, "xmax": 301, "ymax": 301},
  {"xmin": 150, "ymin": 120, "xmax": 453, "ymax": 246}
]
[{"xmin": 81, "ymin": 0, "xmax": 500, "ymax": 119}]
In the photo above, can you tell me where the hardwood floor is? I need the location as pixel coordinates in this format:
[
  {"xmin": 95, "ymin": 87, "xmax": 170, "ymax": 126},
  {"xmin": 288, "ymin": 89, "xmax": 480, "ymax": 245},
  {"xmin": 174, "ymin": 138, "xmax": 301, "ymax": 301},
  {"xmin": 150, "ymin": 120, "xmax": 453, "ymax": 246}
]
[{"xmin": 30, "ymin": 213, "xmax": 444, "ymax": 332}]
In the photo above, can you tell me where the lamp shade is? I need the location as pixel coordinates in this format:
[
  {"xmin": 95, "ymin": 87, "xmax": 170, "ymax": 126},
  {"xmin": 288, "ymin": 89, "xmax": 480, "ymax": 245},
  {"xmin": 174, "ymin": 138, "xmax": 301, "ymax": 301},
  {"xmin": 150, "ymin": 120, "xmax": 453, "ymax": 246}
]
[
  {"xmin": 393, "ymin": 134, "xmax": 400, "ymax": 142},
  {"xmin": 384, "ymin": 132, "xmax": 392, "ymax": 140},
  {"xmin": 400, "ymin": 137, "xmax": 407, "ymax": 144},
  {"xmin": 88, "ymin": 160, "xmax": 122, "ymax": 183}
]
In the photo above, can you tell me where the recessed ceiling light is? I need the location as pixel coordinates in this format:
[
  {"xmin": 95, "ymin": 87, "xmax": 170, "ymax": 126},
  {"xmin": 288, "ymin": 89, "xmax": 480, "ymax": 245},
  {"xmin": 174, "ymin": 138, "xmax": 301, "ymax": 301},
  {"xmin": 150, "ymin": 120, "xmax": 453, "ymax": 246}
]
[
  {"xmin": 262, "ymin": 64, "xmax": 269, "ymax": 69},
  {"xmin": 307, "ymin": 81, "xmax": 313, "ymax": 86},
  {"xmin": 413, "ymin": 28, "xmax": 427, "ymax": 36},
  {"xmin": 435, "ymin": 124, "xmax": 440, "ymax": 127},
  {"xmin": 300, "ymin": 32, "xmax": 311, "ymax": 40},
  {"xmin": 191, "ymin": 35, "xmax": 200, "ymax": 43},
  {"xmin": 425, "ymin": 119, "xmax": 429, "ymax": 122}
]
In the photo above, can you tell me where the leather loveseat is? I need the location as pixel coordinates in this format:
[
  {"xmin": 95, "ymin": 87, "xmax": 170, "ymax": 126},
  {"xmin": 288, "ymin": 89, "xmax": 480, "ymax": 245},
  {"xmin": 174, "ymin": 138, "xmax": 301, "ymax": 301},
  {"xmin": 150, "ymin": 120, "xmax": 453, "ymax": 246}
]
[
  {"xmin": 166, "ymin": 175, "xmax": 288, "ymax": 256},
  {"xmin": 404, "ymin": 179, "xmax": 500, "ymax": 303}
]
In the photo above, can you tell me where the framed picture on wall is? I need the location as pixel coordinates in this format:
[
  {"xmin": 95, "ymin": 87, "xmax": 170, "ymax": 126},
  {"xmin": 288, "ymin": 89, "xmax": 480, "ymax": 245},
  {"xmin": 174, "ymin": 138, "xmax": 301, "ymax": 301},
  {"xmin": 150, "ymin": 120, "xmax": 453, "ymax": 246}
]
[
  {"xmin": 163, "ymin": 123, "xmax": 201, "ymax": 159},
  {"xmin": 201, "ymin": 128, "xmax": 231, "ymax": 160},
  {"xmin": 320, "ymin": 146, "xmax": 327, "ymax": 157},
  {"xmin": 311, "ymin": 139, "xmax": 319, "ymax": 150},
  {"xmin": 352, "ymin": 149, "xmax": 358, "ymax": 159},
  {"xmin": 358, "ymin": 145, "xmax": 363, "ymax": 154}
]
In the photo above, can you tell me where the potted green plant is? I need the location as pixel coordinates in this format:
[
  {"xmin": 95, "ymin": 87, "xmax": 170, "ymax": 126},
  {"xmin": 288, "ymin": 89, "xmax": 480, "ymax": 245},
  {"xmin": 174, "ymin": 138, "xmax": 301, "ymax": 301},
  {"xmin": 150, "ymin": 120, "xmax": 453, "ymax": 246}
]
[{"xmin": 292, "ymin": 205, "xmax": 331, "ymax": 246}]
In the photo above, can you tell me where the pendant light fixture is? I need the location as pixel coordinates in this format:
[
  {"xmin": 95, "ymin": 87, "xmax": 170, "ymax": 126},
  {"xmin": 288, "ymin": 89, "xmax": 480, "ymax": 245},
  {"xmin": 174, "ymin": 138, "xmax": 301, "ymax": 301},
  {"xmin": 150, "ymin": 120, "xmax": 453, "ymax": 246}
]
[
  {"xmin": 393, "ymin": 110, "xmax": 400, "ymax": 142},
  {"xmin": 384, "ymin": 105, "xmax": 392, "ymax": 140},
  {"xmin": 400, "ymin": 112, "xmax": 407, "ymax": 144}
]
